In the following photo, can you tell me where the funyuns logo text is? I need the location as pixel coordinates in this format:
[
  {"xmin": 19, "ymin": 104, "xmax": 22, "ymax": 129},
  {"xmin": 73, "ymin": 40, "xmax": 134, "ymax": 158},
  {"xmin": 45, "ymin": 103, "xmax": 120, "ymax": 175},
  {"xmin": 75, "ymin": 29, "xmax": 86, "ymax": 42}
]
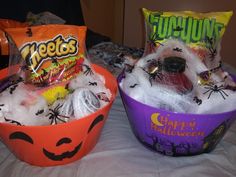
[{"xmin": 148, "ymin": 14, "xmax": 225, "ymax": 43}]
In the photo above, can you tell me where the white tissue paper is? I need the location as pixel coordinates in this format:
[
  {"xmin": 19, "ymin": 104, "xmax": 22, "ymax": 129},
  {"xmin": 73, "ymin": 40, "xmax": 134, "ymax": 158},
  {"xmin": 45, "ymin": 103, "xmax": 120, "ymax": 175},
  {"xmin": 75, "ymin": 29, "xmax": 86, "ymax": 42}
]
[
  {"xmin": 0, "ymin": 82, "xmax": 49, "ymax": 125},
  {"xmin": 0, "ymin": 63, "xmax": 112, "ymax": 125},
  {"xmin": 50, "ymin": 66, "xmax": 111, "ymax": 121},
  {"xmin": 120, "ymin": 39, "xmax": 236, "ymax": 114}
]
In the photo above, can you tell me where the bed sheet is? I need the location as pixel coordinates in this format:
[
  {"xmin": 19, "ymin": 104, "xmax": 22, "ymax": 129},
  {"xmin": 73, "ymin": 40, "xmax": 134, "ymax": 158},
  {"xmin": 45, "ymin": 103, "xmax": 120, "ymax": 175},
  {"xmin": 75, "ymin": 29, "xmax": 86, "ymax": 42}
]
[{"xmin": 0, "ymin": 92, "xmax": 236, "ymax": 177}]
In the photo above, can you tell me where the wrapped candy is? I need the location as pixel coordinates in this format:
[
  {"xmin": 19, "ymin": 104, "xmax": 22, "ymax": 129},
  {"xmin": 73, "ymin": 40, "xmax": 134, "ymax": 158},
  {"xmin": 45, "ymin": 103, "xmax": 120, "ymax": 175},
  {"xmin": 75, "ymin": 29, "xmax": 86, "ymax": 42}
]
[
  {"xmin": 121, "ymin": 9, "xmax": 236, "ymax": 114},
  {"xmin": 120, "ymin": 38, "xmax": 236, "ymax": 114},
  {"xmin": 118, "ymin": 9, "xmax": 236, "ymax": 157},
  {"xmin": 0, "ymin": 61, "xmax": 112, "ymax": 125},
  {"xmin": 0, "ymin": 24, "xmax": 112, "ymax": 126},
  {"xmin": 51, "ymin": 63, "xmax": 112, "ymax": 120}
]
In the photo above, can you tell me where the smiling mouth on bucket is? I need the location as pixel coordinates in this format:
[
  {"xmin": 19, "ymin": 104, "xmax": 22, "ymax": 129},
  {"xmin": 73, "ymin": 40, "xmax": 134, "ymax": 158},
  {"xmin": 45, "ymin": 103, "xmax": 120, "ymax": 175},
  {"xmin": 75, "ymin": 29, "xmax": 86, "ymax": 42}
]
[{"xmin": 42, "ymin": 142, "xmax": 83, "ymax": 161}]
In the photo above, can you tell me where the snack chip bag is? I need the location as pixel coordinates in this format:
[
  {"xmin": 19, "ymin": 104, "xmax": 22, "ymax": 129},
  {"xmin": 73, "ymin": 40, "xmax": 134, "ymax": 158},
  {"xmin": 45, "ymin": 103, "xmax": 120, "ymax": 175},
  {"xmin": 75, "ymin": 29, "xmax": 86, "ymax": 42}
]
[
  {"xmin": 142, "ymin": 8, "xmax": 233, "ymax": 66},
  {"xmin": 5, "ymin": 24, "xmax": 87, "ymax": 86},
  {"xmin": 0, "ymin": 19, "xmax": 27, "ymax": 55}
]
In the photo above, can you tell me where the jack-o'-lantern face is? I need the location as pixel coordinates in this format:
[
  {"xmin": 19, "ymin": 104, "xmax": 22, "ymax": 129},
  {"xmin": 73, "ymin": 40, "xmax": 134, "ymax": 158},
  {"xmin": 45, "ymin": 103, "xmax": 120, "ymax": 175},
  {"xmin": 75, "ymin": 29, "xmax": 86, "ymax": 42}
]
[
  {"xmin": 42, "ymin": 138, "xmax": 82, "ymax": 161},
  {"xmin": 1, "ymin": 114, "xmax": 104, "ymax": 166},
  {"xmin": 0, "ymin": 64, "xmax": 118, "ymax": 166},
  {"xmin": 9, "ymin": 131, "xmax": 83, "ymax": 161}
]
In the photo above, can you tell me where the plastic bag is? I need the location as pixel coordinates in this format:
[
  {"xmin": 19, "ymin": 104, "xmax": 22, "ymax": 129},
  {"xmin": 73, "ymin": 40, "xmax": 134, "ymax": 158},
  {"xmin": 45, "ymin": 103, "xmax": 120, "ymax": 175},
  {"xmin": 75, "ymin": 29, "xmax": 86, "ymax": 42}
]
[
  {"xmin": 26, "ymin": 11, "xmax": 66, "ymax": 25},
  {"xmin": 120, "ymin": 35, "xmax": 236, "ymax": 114},
  {"xmin": 0, "ymin": 24, "xmax": 113, "ymax": 126},
  {"xmin": 0, "ymin": 19, "xmax": 27, "ymax": 55},
  {"xmin": 142, "ymin": 8, "xmax": 233, "ymax": 68},
  {"xmin": 5, "ymin": 24, "xmax": 87, "ymax": 86}
]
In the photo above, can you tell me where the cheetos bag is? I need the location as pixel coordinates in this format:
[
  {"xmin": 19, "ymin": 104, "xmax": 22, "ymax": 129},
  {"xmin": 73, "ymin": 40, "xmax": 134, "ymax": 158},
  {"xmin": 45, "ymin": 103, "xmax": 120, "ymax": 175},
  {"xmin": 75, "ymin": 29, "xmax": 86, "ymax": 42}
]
[{"xmin": 5, "ymin": 24, "xmax": 87, "ymax": 87}]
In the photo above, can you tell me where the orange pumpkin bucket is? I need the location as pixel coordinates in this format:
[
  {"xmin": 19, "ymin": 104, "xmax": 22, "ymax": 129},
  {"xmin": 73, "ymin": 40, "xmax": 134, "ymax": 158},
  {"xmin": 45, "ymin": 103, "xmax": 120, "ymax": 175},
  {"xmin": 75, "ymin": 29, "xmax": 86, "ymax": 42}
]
[{"xmin": 0, "ymin": 64, "xmax": 117, "ymax": 167}]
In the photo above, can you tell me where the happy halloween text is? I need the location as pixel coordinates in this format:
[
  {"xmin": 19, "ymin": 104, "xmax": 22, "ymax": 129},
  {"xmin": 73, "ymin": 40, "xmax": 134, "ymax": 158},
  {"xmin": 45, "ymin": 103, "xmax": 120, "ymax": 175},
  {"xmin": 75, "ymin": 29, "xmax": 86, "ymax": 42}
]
[
  {"xmin": 151, "ymin": 113, "xmax": 205, "ymax": 137},
  {"xmin": 148, "ymin": 14, "xmax": 224, "ymax": 43},
  {"xmin": 20, "ymin": 35, "xmax": 78, "ymax": 72}
]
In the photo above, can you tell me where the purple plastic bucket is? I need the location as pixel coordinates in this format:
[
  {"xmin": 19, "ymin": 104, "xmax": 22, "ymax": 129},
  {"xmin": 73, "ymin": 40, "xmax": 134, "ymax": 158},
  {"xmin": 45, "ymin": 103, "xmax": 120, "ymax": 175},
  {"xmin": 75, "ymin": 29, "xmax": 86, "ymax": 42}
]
[{"xmin": 118, "ymin": 73, "xmax": 236, "ymax": 156}]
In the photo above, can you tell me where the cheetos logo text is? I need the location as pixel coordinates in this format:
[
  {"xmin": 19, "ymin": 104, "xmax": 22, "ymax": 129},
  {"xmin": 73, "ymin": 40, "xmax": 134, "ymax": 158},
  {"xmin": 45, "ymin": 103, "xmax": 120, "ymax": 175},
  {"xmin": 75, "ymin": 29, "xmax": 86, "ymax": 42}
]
[{"xmin": 20, "ymin": 35, "xmax": 78, "ymax": 71}]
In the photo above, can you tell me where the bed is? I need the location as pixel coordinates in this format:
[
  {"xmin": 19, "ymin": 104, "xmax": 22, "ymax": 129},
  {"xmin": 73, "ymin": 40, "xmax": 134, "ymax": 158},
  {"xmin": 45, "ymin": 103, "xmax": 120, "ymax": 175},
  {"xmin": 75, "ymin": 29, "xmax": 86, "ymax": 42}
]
[{"xmin": 0, "ymin": 43, "xmax": 236, "ymax": 176}]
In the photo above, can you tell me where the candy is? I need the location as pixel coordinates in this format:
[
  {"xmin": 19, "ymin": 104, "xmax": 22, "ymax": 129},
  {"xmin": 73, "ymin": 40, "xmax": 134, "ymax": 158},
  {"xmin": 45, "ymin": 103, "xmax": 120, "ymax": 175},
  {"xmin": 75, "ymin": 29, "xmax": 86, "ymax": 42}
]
[{"xmin": 120, "ymin": 38, "xmax": 236, "ymax": 114}]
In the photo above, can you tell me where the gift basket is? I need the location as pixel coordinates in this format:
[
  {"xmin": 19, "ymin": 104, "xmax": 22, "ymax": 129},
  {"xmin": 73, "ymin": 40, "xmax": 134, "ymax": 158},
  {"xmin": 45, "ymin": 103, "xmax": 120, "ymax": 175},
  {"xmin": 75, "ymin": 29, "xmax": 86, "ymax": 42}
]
[
  {"xmin": 118, "ymin": 9, "xmax": 236, "ymax": 156},
  {"xmin": 0, "ymin": 24, "xmax": 117, "ymax": 166}
]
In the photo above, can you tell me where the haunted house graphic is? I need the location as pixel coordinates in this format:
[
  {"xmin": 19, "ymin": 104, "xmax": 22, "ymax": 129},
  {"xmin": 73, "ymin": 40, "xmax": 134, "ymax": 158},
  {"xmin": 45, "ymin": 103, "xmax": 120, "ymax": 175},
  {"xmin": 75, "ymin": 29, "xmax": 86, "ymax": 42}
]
[{"xmin": 203, "ymin": 120, "xmax": 228, "ymax": 152}]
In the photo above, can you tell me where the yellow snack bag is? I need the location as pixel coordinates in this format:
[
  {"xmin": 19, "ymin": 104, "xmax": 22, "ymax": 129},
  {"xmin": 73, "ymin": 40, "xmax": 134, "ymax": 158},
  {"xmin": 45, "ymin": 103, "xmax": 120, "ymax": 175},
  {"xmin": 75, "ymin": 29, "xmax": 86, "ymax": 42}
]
[
  {"xmin": 142, "ymin": 8, "xmax": 233, "ymax": 62},
  {"xmin": 5, "ymin": 24, "xmax": 87, "ymax": 86}
]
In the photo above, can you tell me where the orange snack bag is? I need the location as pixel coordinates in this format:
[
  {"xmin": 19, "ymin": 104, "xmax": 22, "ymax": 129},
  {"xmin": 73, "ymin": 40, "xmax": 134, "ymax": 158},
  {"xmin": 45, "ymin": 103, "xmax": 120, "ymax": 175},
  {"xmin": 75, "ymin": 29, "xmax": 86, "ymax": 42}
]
[
  {"xmin": 0, "ymin": 19, "xmax": 27, "ymax": 55},
  {"xmin": 5, "ymin": 24, "xmax": 87, "ymax": 86}
]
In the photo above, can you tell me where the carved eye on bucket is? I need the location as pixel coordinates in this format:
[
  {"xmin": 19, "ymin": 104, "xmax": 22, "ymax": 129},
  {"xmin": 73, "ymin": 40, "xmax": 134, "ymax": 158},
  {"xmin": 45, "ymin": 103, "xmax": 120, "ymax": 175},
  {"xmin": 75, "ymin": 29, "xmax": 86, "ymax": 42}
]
[
  {"xmin": 9, "ymin": 131, "xmax": 34, "ymax": 144},
  {"xmin": 88, "ymin": 114, "xmax": 104, "ymax": 133},
  {"xmin": 56, "ymin": 137, "xmax": 72, "ymax": 146}
]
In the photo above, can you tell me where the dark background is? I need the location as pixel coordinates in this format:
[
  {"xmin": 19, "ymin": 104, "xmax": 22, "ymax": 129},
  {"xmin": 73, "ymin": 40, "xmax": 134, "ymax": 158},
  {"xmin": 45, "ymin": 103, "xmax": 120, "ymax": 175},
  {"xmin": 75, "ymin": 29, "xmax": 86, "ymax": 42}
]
[
  {"xmin": 0, "ymin": 0, "xmax": 110, "ymax": 69},
  {"xmin": 0, "ymin": 0, "xmax": 85, "ymax": 25}
]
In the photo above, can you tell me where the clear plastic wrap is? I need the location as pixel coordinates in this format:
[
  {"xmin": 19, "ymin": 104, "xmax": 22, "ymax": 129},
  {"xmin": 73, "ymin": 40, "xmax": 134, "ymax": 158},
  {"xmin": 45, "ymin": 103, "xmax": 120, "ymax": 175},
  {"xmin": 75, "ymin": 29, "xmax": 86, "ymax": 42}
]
[
  {"xmin": 5, "ymin": 24, "xmax": 88, "ymax": 86},
  {"xmin": 142, "ymin": 8, "xmax": 233, "ymax": 70},
  {"xmin": 120, "ymin": 38, "xmax": 236, "ymax": 114},
  {"xmin": 0, "ymin": 24, "xmax": 112, "ymax": 126},
  {"xmin": 0, "ymin": 19, "xmax": 27, "ymax": 56}
]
